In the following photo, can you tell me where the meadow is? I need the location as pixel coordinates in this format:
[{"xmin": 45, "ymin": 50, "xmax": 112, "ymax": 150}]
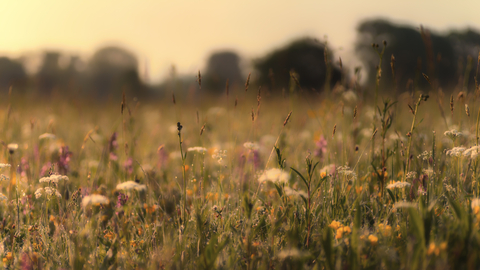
[{"xmin": 0, "ymin": 67, "xmax": 480, "ymax": 270}]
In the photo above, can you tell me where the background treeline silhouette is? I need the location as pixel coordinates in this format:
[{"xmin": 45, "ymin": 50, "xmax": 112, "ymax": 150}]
[{"xmin": 1, "ymin": 19, "xmax": 479, "ymax": 99}]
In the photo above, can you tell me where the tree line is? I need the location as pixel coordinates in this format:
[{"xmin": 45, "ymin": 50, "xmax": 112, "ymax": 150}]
[{"xmin": 1, "ymin": 19, "xmax": 479, "ymax": 99}]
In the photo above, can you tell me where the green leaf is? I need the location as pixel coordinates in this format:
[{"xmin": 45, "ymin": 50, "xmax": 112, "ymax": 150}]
[{"xmin": 291, "ymin": 167, "xmax": 309, "ymax": 188}]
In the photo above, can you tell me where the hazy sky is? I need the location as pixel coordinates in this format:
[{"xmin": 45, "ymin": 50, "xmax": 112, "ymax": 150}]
[{"xmin": 0, "ymin": 0, "xmax": 478, "ymax": 83}]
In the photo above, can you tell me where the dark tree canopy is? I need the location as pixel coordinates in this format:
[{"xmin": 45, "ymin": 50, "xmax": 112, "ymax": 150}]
[
  {"xmin": 88, "ymin": 46, "xmax": 144, "ymax": 97},
  {"xmin": 0, "ymin": 57, "xmax": 27, "ymax": 92},
  {"xmin": 204, "ymin": 51, "xmax": 243, "ymax": 93},
  {"xmin": 254, "ymin": 38, "xmax": 341, "ymax": 93},
  {"xmin": 356, "ymin": 19, "xmax": 479, "ymax": 93}
]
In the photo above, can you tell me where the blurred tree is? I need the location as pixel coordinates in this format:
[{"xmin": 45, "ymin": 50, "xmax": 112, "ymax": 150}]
[
  {"xmin": 204, "ymin": 51, "xmax": 243, "ymax": 93},
  {"xmin": 254, "ymin": 38, "xmax": 341, "ymax": 93},
  {"xmin": 36, "ymin": 52, "xmax": 63, "ymax": 94},
  {"xmin": 88, "ymin": 46, "xmax": 144, "ymax": 98},
  {"xmin": 0, "ymin": 57, "xmax": 27, "ymax": 92},
  {"xmin": 355, "ymin": 19, "xmax": 462, "ymax": 93}
]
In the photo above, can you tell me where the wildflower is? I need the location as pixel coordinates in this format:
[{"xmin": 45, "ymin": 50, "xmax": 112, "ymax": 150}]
[
  {"xmin": 337, "ymin": 165, "xmax": 357, "ymax": 180},
  {"xmin": 187, "ymin": 146, "xmax": 207, "ymax": 153},
  {"xmin": 116, "ymin": 193, "xmax": 128, "ymax": 207},
  {"xmin": 44, "ymin": 187, "xmax": 54, "ymax": 196},
  {"xmin": 446, "ymin": 147, "xmax": 466, "ymax": 157},
  {"xmin": 463, "ymin": 146, "xmax": 480, "ymax": 159},
  {"xmin": 243, "ymin": 142, "xmax": 259, "ymax": 150},
  {"xmin": 58, "ymin": 146, "xmax": 72, "ymax": 174},
  {"xmin": 386, "ymin": 181, "xmax": 411, "ymax": 189},
  {"xmin": 378, "ymin": 224, "xmax": 392, "ymax": 237},
  {"xmin": 427, "ymin": 243, "xmax": 440, "ymax": 256},
  {"xmin": 123, "ymin": 157, "xmax": 134, "ymax": 175},
  {"xmin": 0, "ymin": 163, "xmax": 11, "ymax": 169},
  {"xmin": 258, "ymin": 168, "xmax": 289, "ymax": 184},
  {"xmin": 116, "ymin": 181, "xmax": 146, "ymax": 192},
  {"xmin": 329, "ymin": 220, "xmax": 341, "ymax": 230},
  {"xmin": 405, "ymin": 171, "xmax": 417, "ymax": 179},
  {"xmin": 314, "ymin": 136, "xmax": 328, "ymax": 159},
  {"xmin": 368, "ymin": 235, "xmax": 378, "ymax": 246},
  {"xmin": 39, "ymin": 133, "xmax": 56, "ymax": 140},
  {"xmin": 39, "ymin": 174, "xmax": 69, "ymax": 184},
  {"xmin": 34, "ymin": 188, "xmax": 43, "ymax": 199},
  {"xmin": 444, "ymin": 129, "xmax": 463, "ymax": 141},
  {"xmin": 81, "ymin": 194, "xmax": 109, "ymax": 208},
  {"xmin": 212, "ymin": 149, "xmax": 227, "ymax": 164},
  {"xmin": 7, "ymin": 143, "xmax": 18, "ymax": 154},
  {"xmin": 284, "ymin": 187, "xmax": 307, "ymax": 198}
]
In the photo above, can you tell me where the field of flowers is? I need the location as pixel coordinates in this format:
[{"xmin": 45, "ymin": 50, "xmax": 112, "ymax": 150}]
[{"xmin": 0, "ymin": 79, "xmax": 480, "ymax": 269}]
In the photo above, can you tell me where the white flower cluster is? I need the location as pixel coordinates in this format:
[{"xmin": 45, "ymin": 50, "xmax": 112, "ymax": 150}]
[
  {"xmin": 463, "ymin": 146, "xmax": 480, "ymax": 159},
  {"xmin": 81, "ymin": 194, "xmax": 109, "ymax": 208},
  {"xmin": 243, "ymin": 142, "xmax": 259, "ymax": 150},
  {"xmin": 337, "ymin": 166, "xmax": 357, "ymax": 180},
  {"xmin": 386, "ymin": 182, "xmax": 411, "ymax": 189},
  {"xmin": 444, "ymin": 129, "xmax": 463, "ymax": 141},
  {"xmin": 187, "ymin": 147, "xmax": 207, "ymax": 153},
  {"xmin": 258, "ymin": 168, "xmax": 289, "ymax": 184},
  {"xmin": 446, "ymin": 147, "xmax": 466, "ymax": 157},
  {"xmin": 35, "ymin": 187, "xmax": 62, "ymax": 199},
  {"xmin": 39, "ymin": 174, "xmax": 69, "ymax": 184},
  {"xmin": 405, "ymin": 171, "xmax": 417, "ymax": 180},
  {"xmin": 116, "ymin": 181, "xmax": 146, "ymax": 191},
  {"xmin": 212, "ymin": 149, "xmax": 227, "ymax": 164},
  {"xmin": 0, "ymin": 163, "xmax": 11, "ymax": 169},
  {"xmin": 284, "ymin": 187, "xmax": 307, "ymax": 198}
]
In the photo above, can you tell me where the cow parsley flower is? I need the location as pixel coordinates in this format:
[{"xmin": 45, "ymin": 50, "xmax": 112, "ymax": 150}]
[
  {"xmin": 82, "ymin": 194, "xmax": 109, "ymax": 208},
  {"xmin": 187, "ymin": 147, "xmax": 207, "ymax": 153},
  {"xmin": 446, "ymin": 147, "xmax": 466, "ymax": 157},
  {"xmin": 258, "ymin": 168, "xmax": 289, "ymax": 184},
  {"xmin": 116, "ymin": 181, "xmax": 146, "ymax": 192}
]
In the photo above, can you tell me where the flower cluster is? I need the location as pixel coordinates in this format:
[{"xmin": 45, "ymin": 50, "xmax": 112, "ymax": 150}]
[
  {"xmin": 258, "ymin": 168, "xmax": 289, "ymax": 184},
  {"xmin": 116, "ymin": 181, "xmax": 147, "ymax": 192},
  {"xmin": 386, "ymin": 181, "xmax": 411, "ymax": 189},
  {"xmin": 328, "ymin": 220, "xmax": 351, "ymax": 239},
  {"xmin": 39, "ymin": 174, "xmax": 69, "ymax": 184}
]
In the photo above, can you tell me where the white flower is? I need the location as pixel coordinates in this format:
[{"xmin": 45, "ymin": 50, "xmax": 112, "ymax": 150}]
[
  {"xmin": 34, "ymin": 188, "xmax": 43, "ymax": 199},
  {"xmin": 0, "ymin": 163, "xmax": 11, "ymax": 169},
  {"xmin": 116, "ymin": 181, "xmax": 146, "ymax": 191},
  {"xmin": 39, "ymin": 133, "xmax": 56, "ymax": 140},
  {"xmin": 7, "ymin": 143, "xmax": 18, "ymax": 151},
  {"xmin": 258, "ymin": 168, "xmax": 289, "ymax": 184},
  {"xmin": 55, "ymin": 190, "xmax": 62, "ymax": 198},
  {"xmin": 463, "ymin": 146, "xmax": 480, "ymax": 159},
  {"xmin": 81, "ymin": 194, "xmax": 109, "ymax": 208},
  {"xmin": 444, "ymin": 129, "xmax": 463, "ymax": 141},
  {"xmin": 405, "ymin": 171, "xmax": 417, "ymax": 179},
  {"xmin": 284, "ymin": 187, "xmax": 307, "ymax": 198},
  {"xmin": 386, "ymin": 182, "xmax": 411, "ymax": 189},
  {"xmin": 0, "ymin": 193, "xmax": 7, "ymax": 201},
  {"xmin": 243, "ymin": 142, "xmax": 259, "ymax": 150},
  {"xmin": 319, "ymin": 164, "xmax": 336, "ymax": 175},
  {"xmin": 44, "ymin": 187, "xmax": 53, "ymax": 196},
  {"xmin": 39, "ymin": 174, "xmax": 69, "ymax": 183},
  {"xmin": 187, "ymin": 147, "xmax": 207, "ymax": 153},
  {"xmin": 446, "ymin": 147, "xmax": 466, "ymax": 157},
  {"xmin": 337, "ymin": 166, "xmax": 357, "ymax": 180},
  {"xmin": 212, "ymin": 149, "xmax": 227, "ymax": 164}
]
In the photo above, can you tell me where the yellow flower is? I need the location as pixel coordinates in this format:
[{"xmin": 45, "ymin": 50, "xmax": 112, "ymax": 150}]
[
  {"xmin": 329, "ymin": 220, "xmax": 341, "ymax": 230},
  {"xmin": 368, "ymin": 235, "xmax": 378, "ymax": 246},
  {"xmin": 427, "ymin": 243, "xmax": 440, "ymax": 256},
  {"xmin": 378, "ymin": 224, "xmax": 392, "ymax": 237}
]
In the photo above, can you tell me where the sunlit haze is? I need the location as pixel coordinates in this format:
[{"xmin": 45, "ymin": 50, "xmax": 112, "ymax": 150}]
[{"xmin": 0, "ymin": 0, "xmax": 478, "ymax": 83}]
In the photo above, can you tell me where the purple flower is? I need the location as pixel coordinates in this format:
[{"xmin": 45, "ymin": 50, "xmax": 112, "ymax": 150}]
[
  {"xmin": 124, "ymin": 157, "xmax": 134, "ymax": 175},
  {"xmin": 116, "ymin": 192, "xmax": 129, "ymax": 207},
  {"xmin": 58, "ymin": 146, "xmax": 72, "ymax": 175},
  {"xmin": 314, "ymin": 136, "xmax": 327, "ymax": 159}
]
